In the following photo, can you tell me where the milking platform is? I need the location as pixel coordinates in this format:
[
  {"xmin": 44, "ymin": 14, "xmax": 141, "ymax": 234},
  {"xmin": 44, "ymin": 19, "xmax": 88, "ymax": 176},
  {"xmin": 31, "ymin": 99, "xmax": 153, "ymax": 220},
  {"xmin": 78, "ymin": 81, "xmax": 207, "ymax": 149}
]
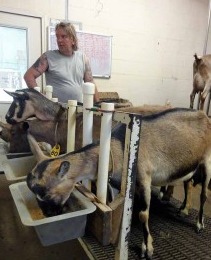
[{"xmin": 79, "ymin": 193, "xmax": 211, "ymax": 260}]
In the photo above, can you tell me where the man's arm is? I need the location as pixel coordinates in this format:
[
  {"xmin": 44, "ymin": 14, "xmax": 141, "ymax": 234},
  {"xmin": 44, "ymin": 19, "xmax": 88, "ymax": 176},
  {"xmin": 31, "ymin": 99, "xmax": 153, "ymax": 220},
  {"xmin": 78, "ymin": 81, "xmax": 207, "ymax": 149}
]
[
  {"xmin": 84, "ymin": 55, "xmax": 99, "ymax": 102},
  {"xmin": 24, "ymin": 53, "xmax": 49, "ymax": 88}
]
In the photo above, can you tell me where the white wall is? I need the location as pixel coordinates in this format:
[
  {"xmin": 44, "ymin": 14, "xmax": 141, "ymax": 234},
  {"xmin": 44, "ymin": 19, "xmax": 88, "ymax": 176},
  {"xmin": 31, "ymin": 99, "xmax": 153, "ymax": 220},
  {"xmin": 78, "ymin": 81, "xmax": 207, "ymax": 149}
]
[{"xmin": 0, "ymin": 0, "xmax": 209, "ymax": 107}]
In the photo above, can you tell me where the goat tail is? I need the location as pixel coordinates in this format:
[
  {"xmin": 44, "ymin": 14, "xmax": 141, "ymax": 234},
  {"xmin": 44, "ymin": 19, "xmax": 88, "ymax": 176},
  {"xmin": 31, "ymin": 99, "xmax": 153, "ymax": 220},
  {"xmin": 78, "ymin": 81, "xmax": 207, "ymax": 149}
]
[{"xmin": 194, "ymin": 53, "xmax": 202, "ymax": 65}]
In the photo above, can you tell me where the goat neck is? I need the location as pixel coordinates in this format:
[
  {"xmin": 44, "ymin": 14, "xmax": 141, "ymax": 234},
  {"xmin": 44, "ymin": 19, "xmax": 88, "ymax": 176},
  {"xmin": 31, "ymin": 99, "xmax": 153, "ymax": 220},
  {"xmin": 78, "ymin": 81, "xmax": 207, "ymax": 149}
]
[
  {"xmin": 64, "ymin": 137, "xmax": 124, "ymax": 185},
  {"xmin": 65, "ymin": 144, "xmax": 100, "ymax": 183},
  {"xmin": 32, "ymin": 97, "xmax": 66, "ymax": 121}
]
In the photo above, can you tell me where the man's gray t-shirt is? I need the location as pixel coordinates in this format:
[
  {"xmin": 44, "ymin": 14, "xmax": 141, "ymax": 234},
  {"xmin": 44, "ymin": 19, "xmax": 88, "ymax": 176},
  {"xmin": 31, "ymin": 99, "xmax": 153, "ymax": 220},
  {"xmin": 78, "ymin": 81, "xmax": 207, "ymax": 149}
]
[{"xmin": 45, "ymin": 50, "xmax": 86, "ymax": 103}]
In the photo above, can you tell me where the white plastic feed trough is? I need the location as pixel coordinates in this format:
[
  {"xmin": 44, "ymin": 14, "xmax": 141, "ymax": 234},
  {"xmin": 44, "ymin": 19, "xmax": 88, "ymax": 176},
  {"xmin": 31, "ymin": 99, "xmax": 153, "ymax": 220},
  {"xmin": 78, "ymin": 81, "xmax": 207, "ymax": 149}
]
[
  {"xmin": 2, "ymin": 153, "xmax": 36, "ymax": 181},
  {"xmin": 9, "ymin": 181, "xmax": 96, "ymax": 246},
  {"xmin": 0, "ymin": 140, "xmax": 35, "ymax": 180}
]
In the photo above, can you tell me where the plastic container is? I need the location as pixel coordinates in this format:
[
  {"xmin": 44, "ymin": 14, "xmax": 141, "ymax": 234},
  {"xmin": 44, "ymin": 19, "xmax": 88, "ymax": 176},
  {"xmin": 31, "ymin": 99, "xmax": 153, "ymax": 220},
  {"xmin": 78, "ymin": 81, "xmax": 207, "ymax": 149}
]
[
  {"xmin": 0, "ymin": 140, "xmax": 34, "ymax": 178},
  {"xmin": 9, "ymin": 181, "xmax": 96, "ymax": 246},
  {"xmin": 2, "ymin": 154, "xmax": 36, "ymax": 181}
]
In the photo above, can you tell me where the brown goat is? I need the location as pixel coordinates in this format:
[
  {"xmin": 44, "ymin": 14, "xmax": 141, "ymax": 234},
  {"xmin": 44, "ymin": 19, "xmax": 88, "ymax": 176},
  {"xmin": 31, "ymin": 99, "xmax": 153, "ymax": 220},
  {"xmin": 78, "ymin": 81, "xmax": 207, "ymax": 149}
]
[
  {"xmin": 190, "ymin": 53, "xmax": 211, "ymax": 110},
  {"xmin": 3, "ymin": 89, "xmax": 195, "ymax": 216},
  {"xmin": 27, "ymin": 108, "xmax": 211, "ymax": 258},
  {"xmin": 3, "ymin": 88, "xmax": 172, "ymax": 153}
]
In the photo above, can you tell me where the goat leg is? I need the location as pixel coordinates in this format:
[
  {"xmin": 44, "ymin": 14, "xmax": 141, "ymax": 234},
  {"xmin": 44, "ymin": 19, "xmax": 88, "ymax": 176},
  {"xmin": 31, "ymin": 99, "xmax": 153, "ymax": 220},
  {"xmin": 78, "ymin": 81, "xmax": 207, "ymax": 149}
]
[
  {"xmin": 179, "ymin": 180, "xmax": 193, "ymax": 216},
  {"xmin": 138, "ymin": 180, "xmax": 153, "ymax": 259},
  {"xmin": 190, "ymin": 89, "xmax": 196, "ymax": 109}
]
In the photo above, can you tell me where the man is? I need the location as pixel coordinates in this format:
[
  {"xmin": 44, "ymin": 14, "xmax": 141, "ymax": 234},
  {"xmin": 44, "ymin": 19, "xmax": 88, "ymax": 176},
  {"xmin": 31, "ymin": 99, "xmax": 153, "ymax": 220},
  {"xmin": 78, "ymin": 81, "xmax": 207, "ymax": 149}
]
[{"xmin": 24, "ymin": 22, "xmax": 99, "ymax": 103}]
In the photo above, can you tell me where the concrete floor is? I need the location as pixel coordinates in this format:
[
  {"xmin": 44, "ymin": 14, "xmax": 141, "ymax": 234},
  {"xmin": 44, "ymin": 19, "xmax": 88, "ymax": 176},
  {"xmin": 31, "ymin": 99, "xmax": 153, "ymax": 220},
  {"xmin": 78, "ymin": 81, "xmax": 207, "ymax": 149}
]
[{"xmin": 1, "ymin": 172, "xmax": 211, "ymax": 260}]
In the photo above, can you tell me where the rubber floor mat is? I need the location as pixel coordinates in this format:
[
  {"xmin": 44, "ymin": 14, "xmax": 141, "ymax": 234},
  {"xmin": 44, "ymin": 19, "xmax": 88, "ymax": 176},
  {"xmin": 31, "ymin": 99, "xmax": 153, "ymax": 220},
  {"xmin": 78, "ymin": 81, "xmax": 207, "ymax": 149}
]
[{"xmin": 82, "ymin": 193, "xmax": 211, "ymax": 259}]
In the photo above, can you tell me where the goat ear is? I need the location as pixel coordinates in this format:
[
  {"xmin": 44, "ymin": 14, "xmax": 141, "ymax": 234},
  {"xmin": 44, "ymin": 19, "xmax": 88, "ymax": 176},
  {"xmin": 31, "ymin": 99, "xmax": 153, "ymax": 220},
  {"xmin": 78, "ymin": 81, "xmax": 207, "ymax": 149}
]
[
  {"xmin": 4, "ymin": 90, "xmax": 29, "ymax": 100},
  {"xmin": 27, "ymin": 134, "xmax": 49, "ymax": 162},
  {"xmin": 58, "ymin": 161, "xmax": 70, "ymax": 179},
  {"xmin": 194, "ymin": 53, "xmax": 202, "ymax": 65},
  {"xmin": 4, "ymin": 90, "xmax": 21, "ymax": 99}
]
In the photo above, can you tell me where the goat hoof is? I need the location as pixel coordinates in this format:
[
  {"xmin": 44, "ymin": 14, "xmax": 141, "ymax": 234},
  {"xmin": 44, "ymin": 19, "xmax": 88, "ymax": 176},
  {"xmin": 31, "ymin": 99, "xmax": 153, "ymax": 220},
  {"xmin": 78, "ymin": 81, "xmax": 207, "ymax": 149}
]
[
  {"xmin": 141, "ymin": 243, "xmax": 146, "ymax": 259},
  {"xmin": 196, "ymin": 222, "xmax": 205, "ymax": 233},
  {"xmin": 140, "ymin": 251, "xmax": 146, "ymax": 259},
  {"xmin": 146, "ymin": 250, "xmax": 153, "ymax": 260},
  {"xmin": 178, "ymin": 208, "xmax": 189, "ymax": 216},
  {"xmin": 158, "ymin": 192, "xmax": 164, "ymax": 200},
  {"xmin": 196, "ymin": 227, "xmax": 203, "ymax": 233}
]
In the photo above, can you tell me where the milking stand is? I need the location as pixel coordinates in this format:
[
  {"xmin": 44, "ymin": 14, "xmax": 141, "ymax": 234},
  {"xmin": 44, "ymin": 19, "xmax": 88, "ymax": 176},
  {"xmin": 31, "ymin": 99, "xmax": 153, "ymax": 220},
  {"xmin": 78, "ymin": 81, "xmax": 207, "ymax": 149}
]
[{"xmin": 72, "ymin": 104, "xmax": 142, "ymax": 260}]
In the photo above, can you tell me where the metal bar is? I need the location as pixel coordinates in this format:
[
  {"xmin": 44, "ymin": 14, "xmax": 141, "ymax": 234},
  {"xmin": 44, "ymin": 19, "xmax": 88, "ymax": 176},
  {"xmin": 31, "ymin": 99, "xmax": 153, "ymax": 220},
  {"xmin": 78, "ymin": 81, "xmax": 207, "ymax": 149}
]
[
  {"xmin": 78, "ymin": 238, "xmax": 96, "ymax": 260},
  {"xmin": 65, "ymin": 0, "xmax": 69, "ymax": 21},
  {"xmin": 205, "ymin": 0, "xmax": 211, "ymax": 114},
  {"xmin": 206, "ymin": 93, "xmax": 211, "ymax": 115},
  {"xmin": 199, "ymin": 0, "xmax": 211, "ymax": 112},
  {"xmin": 203, "ymin": 0, "xmax": 211, "ymax": 55},
  {"xmin": 115, "ymin": 114, "xmax": 142, "ymax": 260},
  {"xmin": 86, "ymin": 107, "xmax": 114, "ymax": 113}
]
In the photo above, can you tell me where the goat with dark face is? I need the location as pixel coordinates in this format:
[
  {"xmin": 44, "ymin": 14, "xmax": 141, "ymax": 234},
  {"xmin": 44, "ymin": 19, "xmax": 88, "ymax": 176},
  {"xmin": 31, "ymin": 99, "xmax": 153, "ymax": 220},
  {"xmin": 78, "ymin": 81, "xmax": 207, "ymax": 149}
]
[
  {"xmin": 27, "ymin": 159, "xmax": 71, "ymax": 216},
  {"xmin": 5, "ymin": 88, "xmax": 66, "ymax": 124},
  {"xmin": 27, "ymin": 108, "xmax": 211, "ymax": 258},
  {"xmin": 4, "ymin": 88, "xmax": 173, "ymax": 153},
  {"xmin": 0, "ymin": 121, "xmax": 30, "ymax": 153},
  {"xmin": 27, "ymin": 126, "xmax": 124, "ymax": 217}
]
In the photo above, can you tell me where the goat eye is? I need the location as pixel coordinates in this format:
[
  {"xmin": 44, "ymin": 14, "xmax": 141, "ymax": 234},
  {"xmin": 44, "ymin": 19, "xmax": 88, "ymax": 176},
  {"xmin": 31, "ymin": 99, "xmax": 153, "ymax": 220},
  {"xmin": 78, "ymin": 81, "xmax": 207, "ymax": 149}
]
[{"xmin": 44, "ymin": 194, "xmax": 52, "ymax": 202}]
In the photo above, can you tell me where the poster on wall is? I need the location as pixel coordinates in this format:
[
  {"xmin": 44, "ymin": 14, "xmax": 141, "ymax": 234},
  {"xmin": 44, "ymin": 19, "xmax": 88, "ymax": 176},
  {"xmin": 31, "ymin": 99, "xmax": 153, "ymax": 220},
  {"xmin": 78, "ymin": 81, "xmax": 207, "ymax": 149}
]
[
  {"xmin": 0, "ymin": 69, "xmax": 22, "ymax": 89},
  {"xmin": 48, "ymin": 26, "xmax": 112, "ymax": 78}
]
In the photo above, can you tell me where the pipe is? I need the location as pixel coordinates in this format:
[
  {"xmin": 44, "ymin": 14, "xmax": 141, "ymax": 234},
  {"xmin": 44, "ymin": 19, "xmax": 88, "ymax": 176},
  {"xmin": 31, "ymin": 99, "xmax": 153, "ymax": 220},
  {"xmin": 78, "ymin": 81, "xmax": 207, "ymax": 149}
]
[
  {"xmin": 82, "ymin": 83, "xmax": 95, "ymax": 146},
  {"xmin": 198, "ymin": 0, "xmax": 211, "ymax": 111},
  {"xmin": 205, "ymin": 0, "xmax": 211, "ymax": 114},
  {"xmin": 45, "ymin": 85, "xmax": 53, "ymax": 100},
  {"xmin": 203, "ymin": 0, "xmax": 211, "ymax": 55},
  {"xmin": 65, "ymin": 0, "xmax": 69, "ymax": 21},
  {"xmin": 82, "ymin": 82, "xmax": 95, "ymax": 189},
  {"xmin": 97, "ymin": 102, "xmax": 114, "ymax": 204},
  {"xmin": 67, "ymin": 100, "xmax": 77, "ymax": 152}
]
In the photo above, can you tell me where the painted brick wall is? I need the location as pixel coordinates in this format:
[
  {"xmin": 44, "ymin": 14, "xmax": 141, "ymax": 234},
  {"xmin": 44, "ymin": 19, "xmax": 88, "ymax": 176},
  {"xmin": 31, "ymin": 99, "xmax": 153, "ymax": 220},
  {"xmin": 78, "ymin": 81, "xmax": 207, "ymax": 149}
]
[{"xmin": 0, "ymin": 0, "xmax": 209, "ymax": 107}]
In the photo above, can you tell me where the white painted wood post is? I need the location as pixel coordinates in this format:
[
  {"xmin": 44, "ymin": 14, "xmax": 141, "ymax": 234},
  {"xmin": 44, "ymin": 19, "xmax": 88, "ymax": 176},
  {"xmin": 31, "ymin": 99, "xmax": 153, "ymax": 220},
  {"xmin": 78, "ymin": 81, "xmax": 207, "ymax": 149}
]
[
  {"xmin": 82, "ymin": 82, "xmax": 95, "ymax": 188},
  {"xmin": 67, "ymin": 100, "xmax": 77, "ymax": 153},
  {"xmin": 115, "ymin": 115, "xmax": 142, "ymax": 260},
  {"xmin": 45, "ymin": 85, "xmax": 53, "ymax": 100},
  {"xmin": 51, "ymin": 97, "xmax": 58, "ymax": 102},
  {"xmin": 34, "ymin": 87, "xmax": 41, "ymax": 92},
  {"xmin": 97, "ymin": 102, "xmax": 114, "ymax": 204}
]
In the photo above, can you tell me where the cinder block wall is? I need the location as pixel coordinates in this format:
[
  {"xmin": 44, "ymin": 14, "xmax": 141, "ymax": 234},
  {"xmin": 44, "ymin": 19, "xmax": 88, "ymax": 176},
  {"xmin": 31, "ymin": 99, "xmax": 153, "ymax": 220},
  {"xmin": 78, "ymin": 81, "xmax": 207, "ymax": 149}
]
[{"xmin": 0, "ymin": 0, "xmax": 209, "ymax": 107}]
